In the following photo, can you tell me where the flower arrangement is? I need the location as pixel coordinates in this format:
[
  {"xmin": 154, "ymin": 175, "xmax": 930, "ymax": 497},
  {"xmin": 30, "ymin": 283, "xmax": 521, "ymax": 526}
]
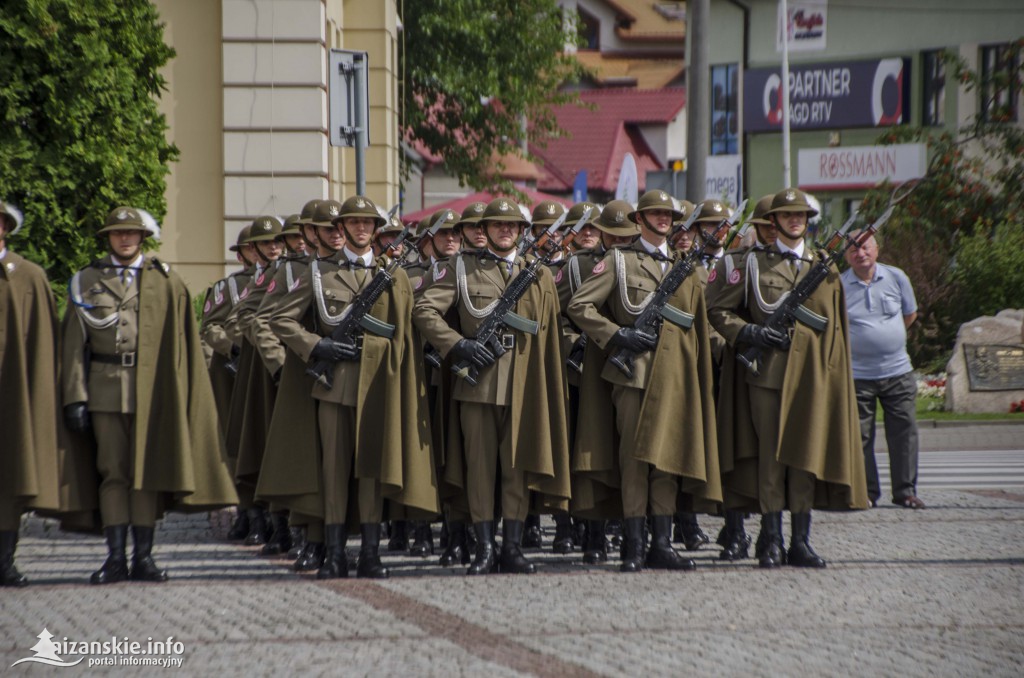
[{"xmin": 917, "ymin": 373, "xmax": 947, "ymax": 400}]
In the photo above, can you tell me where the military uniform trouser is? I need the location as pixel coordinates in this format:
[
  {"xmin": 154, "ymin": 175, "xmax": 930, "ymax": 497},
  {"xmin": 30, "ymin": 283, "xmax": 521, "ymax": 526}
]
[
  {"xmin": 748, "ymin": 385, "xmax": 815, "ymax": 513},
  {"xmin": 317, "ymin": 401, "xmax": 382, "ymax": 525},
  {"xmin": 459, "ymin": 402, "xmax": 529, "ymax": 524},
  {"xmin": 92, "ymin": 412, "xmax": 158, "ymax": 528},
  {"xmin": 611, "ymin": 384, "xmax": 678, "ymax": 519},
  {"xmin": 0, "ymin": 501, "xmax": 23, "ymax": 531}
]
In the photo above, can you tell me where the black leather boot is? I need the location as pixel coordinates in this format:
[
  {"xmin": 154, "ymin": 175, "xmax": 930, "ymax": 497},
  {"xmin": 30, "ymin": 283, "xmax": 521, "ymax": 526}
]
[
  {"xmin": 788, "ymin": 512, "xmax": 827, "ymax": 568},
  {"xmin": 244, "ymin": 508, "xmax": 269, "ymax": 546},
  {"xmin": 129, "ymin": 526, "xmax": 168, "ymax": 582},
  {"xmin": 572, "ymin": 518, "xmax": 587, "ymax": 547},
  {"xmin": 466, "ymin": 522, "xmax": 498, "ymax": 575},
  {"xmin": 91, "ymin": 525, "xmax": 129, "ymax": 585},
  {"xmin": 522, "ymin": 514, "xmax": 542, "ymax": 548},
  {"xmin": 316, "ymin": 525, "xmax": 348, "ymax": 579},
  {"xmin": 286, "ymin": 527, "xmax": 306, "ymax": 560},
  {"xmin": 409, "ymin": 522, "xmax": 434, "ymax": 558},
  {"xmin": 646, "ymin": 515, "xmax": 696, "ymax": 570},
  {"xmin": 675, "ymin": 512, "xmax": 710, "ymax": 551},
  {"xmin": 718, "ymin": 510, "xmax": 750, "ymax": 562},
  {"xmin": 620, "ymin": 517, "xmax": 645, "ymax": 573},
  {"xmin": 226, "ymin": 507, "xmax": 249, "ymax": 540},
  {"xmin": 499, "ymin": 520, "xmax": 536, "ymax": 574},
  {"xmin": 0, "ymin": 531, "xmax": 28, "ymax": 587},
  {"xmin": 357, "ymin": 523, "xmax": 389, "ymax": 579},
  {"xmin": 294, "ymin": 541, "xmax": 326, "ymax": 572},
  {"xmin": 386, "ymin": 521, "xmax": 408, "ymax": 552},
  {"xmin": 582, "ymin": 520, "xmax": 608, "ymax": 564},
  {"xmin": 259, "ymin": 511, "xmax": 293, "ymax": 556},
  {"xmin": 758, "ymin": 512, "xmax": 786, "ymax": 569},
  {"xmin": 439, "ymin": 521, "xmax": 470, "ymax": 566},
  {"xmin": 551, "ymin": 513, "xmax": 574, "ymax": 554}
]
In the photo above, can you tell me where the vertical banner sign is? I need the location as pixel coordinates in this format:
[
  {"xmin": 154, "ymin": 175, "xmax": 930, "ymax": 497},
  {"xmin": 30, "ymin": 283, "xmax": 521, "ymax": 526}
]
[
  {"xmin": 777, "ymin": 0, "xmax": 828, "ymax": 53},
  {"xmin": 615, "ymin": 153, "xmax": 639, "ymax": 205},
  {"xmin": 573, "ymin": 170, "xmax": 588, "ymax": 203}
]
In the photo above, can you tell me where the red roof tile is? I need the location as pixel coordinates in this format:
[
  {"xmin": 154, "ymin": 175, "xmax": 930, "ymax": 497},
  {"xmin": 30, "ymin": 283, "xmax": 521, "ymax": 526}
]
[{"xmin": 530, "ymin": 88, "xmax": 685, "ymax": 194}]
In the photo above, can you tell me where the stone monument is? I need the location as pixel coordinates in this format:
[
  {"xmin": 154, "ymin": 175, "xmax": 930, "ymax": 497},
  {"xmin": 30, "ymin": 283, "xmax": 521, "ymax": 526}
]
[{"xmin": 945, "ymin": 309, "xmax": 1024, "ymax": 413}]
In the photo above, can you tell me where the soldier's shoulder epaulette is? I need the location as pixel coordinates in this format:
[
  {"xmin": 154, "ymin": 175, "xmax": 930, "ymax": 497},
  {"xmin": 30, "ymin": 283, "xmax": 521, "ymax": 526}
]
[{"xmin": 149, "ymin": 257, "xmax": 171, "ymax": 277}]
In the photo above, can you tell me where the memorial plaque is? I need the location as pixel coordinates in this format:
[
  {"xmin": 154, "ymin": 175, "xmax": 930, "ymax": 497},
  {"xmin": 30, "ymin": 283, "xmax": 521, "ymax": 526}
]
[{"xmin": 964, "ymin": 344, "xmax": 1024, "ymax": 391}]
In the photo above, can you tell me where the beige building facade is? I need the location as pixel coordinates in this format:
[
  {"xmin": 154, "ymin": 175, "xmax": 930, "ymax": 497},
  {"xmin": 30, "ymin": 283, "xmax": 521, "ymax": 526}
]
[{"xmin": 152, "ymin": 0, "xmax": 400, "ymax": 292}]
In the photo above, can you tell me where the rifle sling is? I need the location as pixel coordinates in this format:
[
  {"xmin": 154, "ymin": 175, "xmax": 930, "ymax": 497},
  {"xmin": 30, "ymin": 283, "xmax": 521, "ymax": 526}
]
[
  {"xmin": 358, "ymin": 313, "xmax": 396, "ymax": 339},
  {"xmin": 793, "ymin": 304, "xmax": 828, "ymax": 332},
  {"xmin": 502, "ymin": 310, "xmax": 539, "ymax": 335},
  {"xmin": 659, "ymin": 303, "xmax": 694, "ymax": 330}
]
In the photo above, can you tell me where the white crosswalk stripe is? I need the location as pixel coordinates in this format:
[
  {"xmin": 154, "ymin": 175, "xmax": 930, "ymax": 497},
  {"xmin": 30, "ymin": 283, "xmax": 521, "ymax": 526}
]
[{"xmin": 876, "ymin": 449, "xmax": 1024, "ymax": 490}]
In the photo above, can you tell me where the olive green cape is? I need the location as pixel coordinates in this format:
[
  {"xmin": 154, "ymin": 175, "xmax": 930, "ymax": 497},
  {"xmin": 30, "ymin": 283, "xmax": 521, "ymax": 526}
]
[
  {"xmin": 349, "ymin": 269, "xmax": 439, "ymax": 517},
  {"xmin": 719, "ymin": 265, "xmax": 869, "ymax": 511},
  {"xmin": 440, "ymin": 269, "xmax": 572, "ymax": 513},
  {"xmin": 570, "ymin": 274, "xmax": 722, "ymax": 517},
  {"xmin": 2, "ymin": 253, "xmax": 61, "ymax": 513}
]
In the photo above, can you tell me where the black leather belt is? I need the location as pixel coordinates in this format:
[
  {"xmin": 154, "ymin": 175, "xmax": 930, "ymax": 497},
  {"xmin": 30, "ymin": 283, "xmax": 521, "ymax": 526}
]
[{"xmin": 92, "ymin": 352, "xmax": 136, "ymax": 367}]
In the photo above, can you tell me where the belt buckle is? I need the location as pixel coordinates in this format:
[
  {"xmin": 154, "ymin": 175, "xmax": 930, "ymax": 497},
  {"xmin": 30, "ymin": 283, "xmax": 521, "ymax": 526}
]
[
  {"xmin": 500, "ymin": 334, "xmax": 515, "ymax": 350},
  {"xmin": 121, "ymin": 352, "xmax": 136, "ymax": 367},
  {"xmin": 354, "ymin": 334, "xmax": 364, "ymax": 350}
]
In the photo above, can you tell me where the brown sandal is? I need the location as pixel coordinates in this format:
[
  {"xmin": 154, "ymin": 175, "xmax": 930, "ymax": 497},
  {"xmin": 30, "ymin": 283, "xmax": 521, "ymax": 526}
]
[{"xmin": 894, "ymin": 496, "xmax": 926, "ymax": 509}]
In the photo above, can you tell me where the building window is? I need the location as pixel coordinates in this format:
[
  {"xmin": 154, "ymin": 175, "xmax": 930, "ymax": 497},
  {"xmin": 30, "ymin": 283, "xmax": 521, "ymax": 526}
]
[
  {"xmin": 577, "ymin": 9, "xmax": 599, "ymax": 50},
  {"xmin": 711, "ymin": 63, "xmax": 739, "ymax": 155},
  {"xmin": 980, "ymin": 43, "xmax": 1019, "ymax": 122},
  {"xmin": 922, "ymin": 50, "xmax": 945, "ymax": 126}
]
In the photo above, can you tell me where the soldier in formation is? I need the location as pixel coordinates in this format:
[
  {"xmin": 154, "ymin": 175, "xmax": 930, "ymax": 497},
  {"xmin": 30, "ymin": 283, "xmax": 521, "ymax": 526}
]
[{"xmin": 6, "ymin": 185, "xmax": 868, "ymax": 582}]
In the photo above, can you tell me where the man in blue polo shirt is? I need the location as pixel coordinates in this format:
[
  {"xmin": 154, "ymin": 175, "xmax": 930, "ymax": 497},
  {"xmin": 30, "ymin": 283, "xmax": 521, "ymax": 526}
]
[{"xmin": 842, "ymin": 233, "xmax": 925, "ymax": 509}]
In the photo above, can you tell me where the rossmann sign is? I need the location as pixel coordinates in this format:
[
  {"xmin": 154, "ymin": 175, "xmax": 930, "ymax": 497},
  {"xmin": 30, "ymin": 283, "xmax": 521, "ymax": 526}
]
[{"xmin": 744, "ymin": 58, "xmax": 908, "ymax": 132}]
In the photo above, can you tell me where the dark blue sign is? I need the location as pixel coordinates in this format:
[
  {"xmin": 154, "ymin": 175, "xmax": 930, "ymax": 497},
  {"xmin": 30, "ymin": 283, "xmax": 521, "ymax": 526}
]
[{"xmin": 744, "ymin": 58, "xmax": 909, "ymax": 132}]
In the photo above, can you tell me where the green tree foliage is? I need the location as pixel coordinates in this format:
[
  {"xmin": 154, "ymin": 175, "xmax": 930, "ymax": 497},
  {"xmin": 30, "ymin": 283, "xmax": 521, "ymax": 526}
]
[
  {"xmin": 401, "ymin": 0, "xmax": 583, "ymax": 195},
  {"xmin": 0, "ymin": 0, "xmax": 178, "ymax": 292},
  {"xmin": 861, "ymin": 40, "xmax": 1024, "ymax": 370}
]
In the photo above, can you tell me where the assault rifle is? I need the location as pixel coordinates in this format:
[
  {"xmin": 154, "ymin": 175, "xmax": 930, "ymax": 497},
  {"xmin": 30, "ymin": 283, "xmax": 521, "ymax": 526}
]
[
  {"xmin": 306, "ymin": 225, "xmax": 415, "ymax": 390},
  {"xmin": 450, "ymin": 217, "xmax": 570, "ymax": 386},
  {"xmin": 608, "ymin": 200, "xmax": 747, "ymax": 379},
  {"xmin": 736, "ymin": 205, "xmax": 893, "ymax": 375}
]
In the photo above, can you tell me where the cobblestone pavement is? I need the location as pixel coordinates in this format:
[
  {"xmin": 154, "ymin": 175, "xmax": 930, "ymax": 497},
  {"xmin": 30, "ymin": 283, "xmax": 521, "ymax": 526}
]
[{"xmin": 3, "ymin": 484, "xmax": 1022, "ymax": 677}]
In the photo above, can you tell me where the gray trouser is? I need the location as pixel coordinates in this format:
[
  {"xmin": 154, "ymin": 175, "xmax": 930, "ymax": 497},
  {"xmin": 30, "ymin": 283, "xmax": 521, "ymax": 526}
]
[{"xmin": 854, "ymin": 371, "xmax": 919, "ymax": 502}]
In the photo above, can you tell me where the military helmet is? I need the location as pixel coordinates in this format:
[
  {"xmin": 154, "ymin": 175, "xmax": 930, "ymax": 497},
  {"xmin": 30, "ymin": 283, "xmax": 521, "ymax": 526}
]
[
  {"xmin": 415, "ymin": 216, "xmax": 432, "ymax": 238},
  {"xmin": 594, "ymin": 200, "xmax": 640, "ymax": 237},
  {"xmin": 629, "ymin": 190, "xmax": 684, "ymax": 224},
  {"xmin": 98, "ymin": 206, "xmax": 154, "ymax": 237},
  {"xmin": 248, "ymin": 216, "xmax": 284, "ymax": 242},
  {"xmin": 429, "ymin": 208, "xmax": 459, "ymax": 233},
  {"xmin": 281, "ymin": 214, "xmax": 302, "ymax": 235},
  {"xmin": 310, "ymin": 200, "xmax": 343, "ymax": 227},
  {"xmin": 766, "ymin": 187, "xmax": 819, "ymax": 217},
  {"xmin": 455, "ymin": 201, "xmax": 487, "ymax": 230},
  {"xmin": 228, "ymin": 224, "xmax": 253, "ymax": 252},
  {"xmin": 480, "ymin": 198, "xmax": 527, "ymax": 224},
  {"xmin": 694, "ymin": 198, "xmax": 730, "ymax": 223},
  {"xmin": 0, "ymin": 201, "xmax": 23, "ymax": 236},
  {"xmin": 298, "ymin": 199, "xmax": 323, "ymax": 225},
  {"xmin": 377, "ymin": 214, "xmax": 404, "ymax": 236},
  {"xmin": 673, "ymin": 199, "xmax": 696, "ymax": 224},
  {"xmin": 566, "ymin": 201, "xmax": 600, "ymax": 227},
  {"xmin": 333, "ymin": 195, "xmax": 386, "ymax": 228},
  {"xmin": 749, "ymin": 194, "xmax": 775, "ymax": 225},
  {"xmin": 531, "ymin": 200, "xmax": 566, "ymax": 227}
]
